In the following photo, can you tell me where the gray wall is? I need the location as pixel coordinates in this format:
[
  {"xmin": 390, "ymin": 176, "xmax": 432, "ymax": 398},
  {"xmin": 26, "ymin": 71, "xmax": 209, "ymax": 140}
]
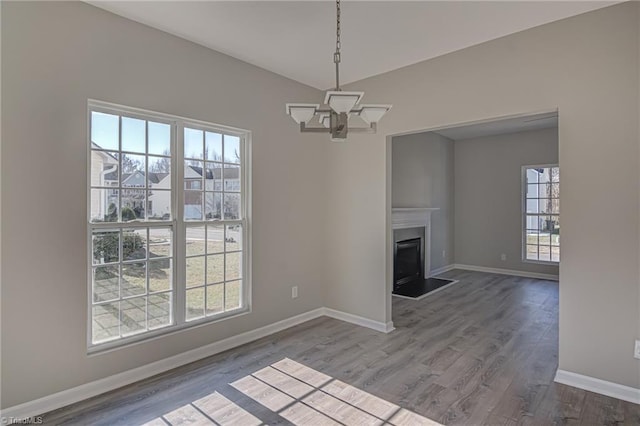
[
  {"xmin": 454, "ymin": 128, "xmax": 559, "ymax": 275},
  {"xmin": 1, "ymin": 2, "xmax": 327, "ymax": 408},
  {"xmin": 392, "ymin": 132, "xmax": 454, "ymax": 271},
  {"xmin": 327, "ymin": 2, "xmax": 640, "ymax": 389}
]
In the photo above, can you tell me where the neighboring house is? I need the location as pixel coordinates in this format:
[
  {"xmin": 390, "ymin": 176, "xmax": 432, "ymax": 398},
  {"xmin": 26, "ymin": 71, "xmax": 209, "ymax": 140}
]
[
  {"xmin": 91, "ymin": 146, "xmax": 239, "ymax": 221},
  {"xmin": 90, "ymin": 143, "xmax": 119, "ymax": 221}
]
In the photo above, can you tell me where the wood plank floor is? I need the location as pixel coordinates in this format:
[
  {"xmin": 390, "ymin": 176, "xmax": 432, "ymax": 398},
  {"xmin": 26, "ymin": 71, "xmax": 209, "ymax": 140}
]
[{"xmin": 42, "ymin": 270, "xmax": 640, "ymax": 425}]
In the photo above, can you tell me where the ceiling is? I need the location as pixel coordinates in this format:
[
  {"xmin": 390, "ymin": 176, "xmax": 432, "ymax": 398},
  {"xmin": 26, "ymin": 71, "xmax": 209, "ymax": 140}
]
[
  {"xmin": 90, "ymin": 1, "xmax": 619, "ymax": 90},
  {"xmin": 433, "ymin": 111, "xmax": 558, "ymax": 141}
]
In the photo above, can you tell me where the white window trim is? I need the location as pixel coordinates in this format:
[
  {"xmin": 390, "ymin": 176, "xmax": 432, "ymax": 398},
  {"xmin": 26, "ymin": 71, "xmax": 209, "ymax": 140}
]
[
  {"xmin": 87, "ymin": 99, "xmax": 252, "ymax": 354},
  {"xmin": 521, "ymin": 163, "xmax": 559, "ymax": 266}
]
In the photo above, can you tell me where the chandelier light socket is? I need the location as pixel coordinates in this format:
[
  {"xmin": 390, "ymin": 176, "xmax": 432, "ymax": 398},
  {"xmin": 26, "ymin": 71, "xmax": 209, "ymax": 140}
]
[
  {"xmin": 359, "ymin": 104, "xmax": 392, "ymax": 124},
  {"xmin": 324, "ymin": 91, "xmax": 364, "ymax": 114},
  {"xmin": 286, "ymin": 103, "xmax": 319, "ymax": 124},
  {"xmin": 318, "ymin": 114, "xmax": 331, "ymax": 128}
]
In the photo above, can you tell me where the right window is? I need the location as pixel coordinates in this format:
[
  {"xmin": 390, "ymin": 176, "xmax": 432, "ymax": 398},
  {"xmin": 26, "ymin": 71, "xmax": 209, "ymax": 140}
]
[{"xmin": 523, "ymin": 165, "xmax": 560, "ymax": 263}]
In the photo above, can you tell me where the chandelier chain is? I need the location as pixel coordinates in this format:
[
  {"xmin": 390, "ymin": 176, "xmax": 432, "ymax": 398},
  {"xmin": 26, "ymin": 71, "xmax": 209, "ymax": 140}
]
[{"xmin": 334, "ymin": 0, "xmax": 341, "ymax": 90}]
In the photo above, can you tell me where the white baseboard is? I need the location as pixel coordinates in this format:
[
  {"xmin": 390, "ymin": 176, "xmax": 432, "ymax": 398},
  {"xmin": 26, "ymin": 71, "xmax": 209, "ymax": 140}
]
[
  {"xmin": 323, "ymin": 307, "xmax": 395, "ymax": 333},
  {"xmin": 1, "ymin": 307, "xmax": 394, "ymax": 419},
  {"xmin": 554, "ymin": 369, "xmax": 640, "ymax": 405},
  {"xmin": 429, "ymin": 264, "xmax": 456, "ymax": 277},
  {"xmin": 1, "ymin": 308, "xmax": 325, "ymax": 420},
  {"xmin": 453, "ymin": 263, "xmax": 559, "ymax": 281}
]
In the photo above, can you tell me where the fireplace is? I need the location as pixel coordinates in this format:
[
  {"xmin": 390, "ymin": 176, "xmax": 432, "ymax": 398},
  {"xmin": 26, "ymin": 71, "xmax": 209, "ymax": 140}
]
[{"xmin": 394, "ymin": 238, "xmax": 422, "ymax": 290}]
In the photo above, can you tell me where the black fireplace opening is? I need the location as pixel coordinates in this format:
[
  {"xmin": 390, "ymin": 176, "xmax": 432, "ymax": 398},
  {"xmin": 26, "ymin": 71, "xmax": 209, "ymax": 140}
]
[{"xmin": 394, "ymin": 237, "xmax": 422, "ymax": 290}]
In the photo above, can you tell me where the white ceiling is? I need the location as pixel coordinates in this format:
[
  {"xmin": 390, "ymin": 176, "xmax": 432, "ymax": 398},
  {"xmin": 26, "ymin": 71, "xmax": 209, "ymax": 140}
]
[
  {"xmin": 433, "ymin": 111, "xmax": 558, "ymax": 140},
  {"xmin": 90, "ymin": 1, "xmax": 619, "ymax": 90}
]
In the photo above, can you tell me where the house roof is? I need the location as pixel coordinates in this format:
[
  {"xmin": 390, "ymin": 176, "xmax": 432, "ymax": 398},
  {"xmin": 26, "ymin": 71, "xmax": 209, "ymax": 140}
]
[{"xmin": 103, "ymin": 166, "xmax": 238, "ymax": 182}]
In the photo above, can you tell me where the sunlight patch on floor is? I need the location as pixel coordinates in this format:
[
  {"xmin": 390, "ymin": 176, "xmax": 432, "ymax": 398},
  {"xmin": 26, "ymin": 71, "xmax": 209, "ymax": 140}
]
[{"xmin": 142, "ymin": 358, "xmax": 441, "ymax": 425}]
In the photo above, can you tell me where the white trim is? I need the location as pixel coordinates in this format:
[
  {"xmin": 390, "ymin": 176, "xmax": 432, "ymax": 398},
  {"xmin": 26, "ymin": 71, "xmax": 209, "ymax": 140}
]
[
  {"xmin": 430, "ymin": 264, "xmax": 456, "ymax": 276},
  {"xmin": 453, "ymin": 264, "xmax": 559, "ymax": 281},
  {"xmin": 323, "ymin": 308, "xmax": 395, "ymax": 333},
  {"xmin": 554, "ymin": 369, "xmax": 640, "ymax": 405},
  {"xmin": 1, "ymin": 307, "xmax": 395, "ymax": 419}
]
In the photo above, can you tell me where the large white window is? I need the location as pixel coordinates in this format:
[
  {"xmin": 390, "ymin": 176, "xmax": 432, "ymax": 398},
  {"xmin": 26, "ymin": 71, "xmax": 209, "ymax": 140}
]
[
  {"xmin": 523, "ymin": 165, "xmax": 559, "ymax": 263},
  {"xmin": 88, "ymin": 101, "xmax": 250, "ymax": 350}
]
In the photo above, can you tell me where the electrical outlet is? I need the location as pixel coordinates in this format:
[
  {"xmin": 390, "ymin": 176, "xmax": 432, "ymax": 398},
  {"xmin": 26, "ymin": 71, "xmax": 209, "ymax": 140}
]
[
  {"xmin": 634, "ymin": 340, "xmax": 640, "ymax": 360},
  {"xmin": 501, "ymin": 253, "xmax": 507, "ymax": 261},
  {"xmin": 292, "ymin": 286, "xmax": 298, "ymax": 299}
]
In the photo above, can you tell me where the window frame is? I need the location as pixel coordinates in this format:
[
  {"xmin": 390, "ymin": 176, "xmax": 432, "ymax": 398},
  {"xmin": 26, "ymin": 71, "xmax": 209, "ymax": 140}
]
[
  {"xmin": 521, "ymin": 164, "xmax": 559, "ymax": 265},
  {"xmin": 87, "ymin": 100, "xmax": 252, "ymax": 354}
]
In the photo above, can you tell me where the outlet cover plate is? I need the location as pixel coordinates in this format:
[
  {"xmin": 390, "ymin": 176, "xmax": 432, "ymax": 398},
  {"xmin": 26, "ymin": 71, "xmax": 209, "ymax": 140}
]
[{"xmin": 634, "ymin": 340, "xmax": 640, "ymax": 360}]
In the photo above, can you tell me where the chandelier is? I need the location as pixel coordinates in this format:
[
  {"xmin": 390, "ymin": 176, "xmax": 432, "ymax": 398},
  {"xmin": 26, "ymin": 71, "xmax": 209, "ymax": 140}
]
[{"xmin": 286, "ymin": 0, "xmax": 391, "ymax": 142}]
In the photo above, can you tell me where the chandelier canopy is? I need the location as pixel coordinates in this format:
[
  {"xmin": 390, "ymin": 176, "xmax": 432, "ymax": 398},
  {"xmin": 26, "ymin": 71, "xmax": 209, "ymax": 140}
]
[{"xmin": 286, "ymin": 0, "xmax": 391, "ymax": 142}]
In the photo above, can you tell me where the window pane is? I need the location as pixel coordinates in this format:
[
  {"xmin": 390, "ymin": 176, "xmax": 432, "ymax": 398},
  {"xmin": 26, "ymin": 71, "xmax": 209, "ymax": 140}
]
[
  {"xmin": 122, "ymin": 117, "xmax": 146, "ymax": 154},
  {"xmin": 121, "ymin": 296, "xmax": 147, "ymax": 336},
  {"xmin": 225, "ymin": 252, "xmax": 242, "ymax": 281},
  {"xmin": 91, "ymin": 188, "xmax": 119, "ymax": 223},
  {"xmin": 184, "ymin": 191, "xmax": 203, "ymax": 220},
  {"xmin": 206, "ymin": 284, "xmax": 224, "ymax": 315},
  {"xmin": 122, "ymin": 154, "xmax": 146, "ymax": 187},
  {"xmin": 148, "ymin": 122, "xmax": 171, "ymax": 156},
  {"xmin": 539, "ymin": 198, "xmax": 552, "ymax": 214},
  {"xmin": 525, "ymin": 215, "xmax": 540, "ymax": 230},
  {"xmin": 539, "ymin": 246, "xmax": 551, "ymax": 262},
  {"xmin": 148, "ymin": 293, "xmax": 172, "ymax": 330},
  {"xmin": 93, "ymin": 265, "xmax": 119, "ymax": 303},
  {"xmin": 186, "ymin": 226, "xmax": 205, "ymax": 256},
  {"xmin": 123, "ymin": 229, "xmax": 147, "ymax": 261},
  {"xmin": 121, "ymin": 189, "xmax": 146, "ymax": 221},
  {"xmin": 526, "ymin": 184, "xmax": 538, "ymax": 199},
  {"xmin": 91, "ymin": 150, "xmax": 119, "ymax": 187},
  {"xmin": 224, "ymin": 164, "xmax": 241, "ymax": 192},
  {"xmin": 526, "ymin": 199, "xmax": 539, "ymax": 214},
  {"xmin": 91, "ymin": 112, "xmax": 119, "ymax": 151},
  {"xmin": 206, "ymin": 192, "xmax": 222, "ymax": 220},
  {"xmin": 122, "ymin": 262, "xmax": 146, "ymax": 297},
  {"xmin": 526, "ymin": 168, "xmax": 539, "ymax": 184},
  {"xmin": 207, "ymin": 254, "xmax": 224, "ymax": 284},
  {"xmin": 148, "ymin": 189, "xmax": 171, "ymax": 221},
  {"xmin": 526, "ymin": 245, "xmax": 538, "ymax": 260},
  {"xmin": 551, "ymin": 246, "xmax": 560, "ymax": 262},
  {"xmin": 224, "ymin": 135, "xmax": 240, "ymax": 163},
  {"xmin": 186, "ymin": 288, "xmax": 204, "ymax": 321},
  {"xmin": 93, "ymin": 230, "xmax": 119, "ymax": 265},
  {"xmin": 538, "ymin": 168, "xmax": 551, "ymax": 183},
  {"xmin": 539, "ymin": 183, "xmax": 551, "ymax": 198},
  {"xmin": 551, "ymin": 183, "xmax": 560, "ymax": 198},
  {"xmin": 185, "ymin": 160, "xmax": 204, "ymax": 190},
  {"xmin": 149, "ymin": 227, "xmax": 172, "ymax": 258},
  {"xmin": 207, "ymin": 225, "xmax": 224, "ymax": 253},
  {"xmin": 92, "ymin": 302, "xmax": 120, "ymax": 343},
  {"xmin": 186, "ymin": 256, "xmax": 205, "ymax": 288},
  {"xmin": 206, "ymin": 162, "xmax": 223, "ymax": 191},
  {"xmin": 206, "ymin": 132, "xmax": 223, "ymax": 161},
  {"xmin": 223, "ymin": 193, "xmax": 240, "ymax": 220},
  {"xmin": 551, "ymin": 233, "xmax": 560, "ymax": 246},
  {"xmin": 526, "ymin": 231, "xmax": 538, "ymax": 246},
  {"xmin": 225, "ymin": 225, "xmax": 242, "ymax": 252},
  {"xmin": 184, "ymin": 128, "xmax": 204, "ymax": 159},
  {"xmin": 225, "ymin": 280, "xmax": 241, "ymax": 311},
  {"xmin": 551, "ymin": 199, "xmax": 560, "ymax": 214},
  {"xmin": 148, "ymin": 156, "xmax": 171, "ymax": 185},
  {"xmin": 149, "ymin": 259, "xmax": 171, "ymax": 293}
]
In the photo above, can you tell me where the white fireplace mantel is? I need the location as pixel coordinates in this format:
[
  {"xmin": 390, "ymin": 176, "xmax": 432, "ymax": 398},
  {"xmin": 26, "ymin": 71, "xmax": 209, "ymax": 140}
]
[
  {"xmin": 392, "ymin": 208, "xmax": 439, "ymax": 278},
  {"xmin": 392, "ymin": 208, "xmax": 439, "ymax": 230}
]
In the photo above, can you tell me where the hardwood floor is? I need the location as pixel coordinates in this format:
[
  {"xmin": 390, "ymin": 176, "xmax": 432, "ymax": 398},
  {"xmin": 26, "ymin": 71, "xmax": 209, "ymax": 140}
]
[{"xmin": 42, "ymin": 270, "xmax": 640, "ymax": 425}]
